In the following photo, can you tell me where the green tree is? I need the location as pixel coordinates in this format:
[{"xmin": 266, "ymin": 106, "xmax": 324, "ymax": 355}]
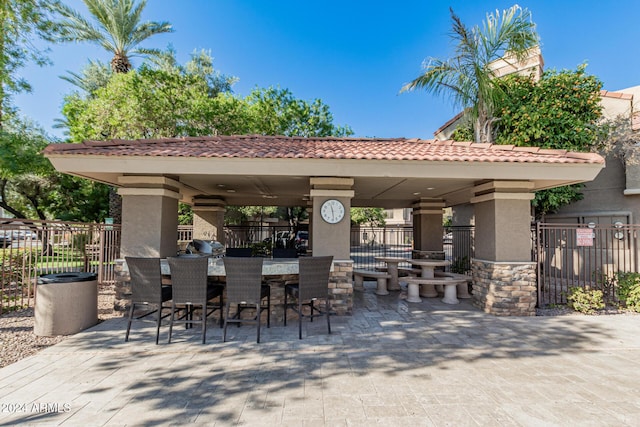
[
  {"xmin": 351, "ymin": 208, "xmax": 385, "ymax": 227},
  {"xmin": 402, "ymin": 5, "xmax": 538, "ymax": 143},
  {"xmin": 0, "ymin": 117, "xmax": 52, "ymax": 218},
  {"xmin": 62, "ymin": 65, "xmax": 250, "ymax": 141},
  {"xmin": 246, "ymin": 87, "xmax": 353, "ymax": 137},
  {"xmin": 60, "ymin": 59, "xmax": 112, "ymax": 96},
  {"xmin": 0, "ymin": 0, "xmax": 58, "ymax": 128},
  {"xmin": 0, "ymin": 116, "xmax": 107, "ymax": 221},
  {"xmin": 351, "ymin": 208, "xmax": 386, "ymax": 246},
  {"xmin": 495, "ymin": 65, "xmax": 604, "ymax": 150},
  {"xmin": 52, "ymin": 0, "xmax": 173, "ymax": 223},
  {"xmin": 492, "ymin": 66, "xmax": 605, "ymax": 217},
  {"xmin": 52, "ymin": 0, "xmax": 172, "ymax": 73}
]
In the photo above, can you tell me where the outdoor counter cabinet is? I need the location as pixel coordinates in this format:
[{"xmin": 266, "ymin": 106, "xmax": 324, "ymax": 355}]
[{"xmin": 120, "ymin": 257, "xmax": 331, "ymax": 276}]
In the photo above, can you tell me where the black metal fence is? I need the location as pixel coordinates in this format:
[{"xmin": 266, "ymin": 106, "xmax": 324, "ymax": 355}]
[
  {"xmin": 534, "ymin": 222, "xmax": 640, "ymax": 307},
  {"xmin": 19, "ymin": 218, "xmax": 640, "ymax": 314},
  {"xmin": 350, "ymin": 226, "xmax": 414, "ymax": 269}
]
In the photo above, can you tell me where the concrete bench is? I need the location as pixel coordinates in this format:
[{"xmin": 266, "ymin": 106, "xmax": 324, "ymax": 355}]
[
  {"xmin": 398, "ymin": 267, "xmax": 422, "ymax": 277},
  {"xmin": 353, "ymin": 269, "xmax": 392, "ymax": 295},
  {"xmin": 435, "ymin": 272, "xmax": 472, "ymax": 298},
  {"xmin": 376, "ymin": 266, "xmax": 418, "ymax": 278},
  {"xmin": 402, "ymin": 277, "xmax": 467, "ymax": 304}
]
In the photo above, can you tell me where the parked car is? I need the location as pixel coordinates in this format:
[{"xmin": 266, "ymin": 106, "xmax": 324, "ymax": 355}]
[
  {"xmin": 0, "ymin": 232, "xmax": 11, "ymax": 248},
  {"xmin": 263, "ymin": 231, "xmax": 291, "ymax": 248},
  {"xmin": 294, "ymin": 230, "xmax": 309, "ymax": 254}
]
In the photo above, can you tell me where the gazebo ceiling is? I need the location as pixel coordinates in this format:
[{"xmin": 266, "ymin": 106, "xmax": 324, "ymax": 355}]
[{"xmin": 43, "ymin": 135, "xmax": 605, "ymax": 208}]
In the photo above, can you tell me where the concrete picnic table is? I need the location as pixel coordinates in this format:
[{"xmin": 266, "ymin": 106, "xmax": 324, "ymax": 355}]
[
  {"xmin": 406, "ymin": 259, "xmax": 451, "ymax": 297},
  {"xmin": 373, "ymin": 256, "xmax": 408, "ymax": 291}
]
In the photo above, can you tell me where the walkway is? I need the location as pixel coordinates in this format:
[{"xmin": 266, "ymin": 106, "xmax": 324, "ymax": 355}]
[{"xmin": 1, "ymin": 283, "xmax": 640, "ymax": 426}]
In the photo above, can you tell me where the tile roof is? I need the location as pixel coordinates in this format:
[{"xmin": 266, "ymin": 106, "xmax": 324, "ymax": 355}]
[
  {"xmin": 43, "ymin": 135, "xmax": 604, "ymax": 165},
  {"xmin": 600, "ymin": 89, "xmax": 634, "ymax": 100}
]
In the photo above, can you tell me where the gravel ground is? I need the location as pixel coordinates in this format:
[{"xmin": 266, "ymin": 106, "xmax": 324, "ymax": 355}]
[
  {"xmin": 1, "ymin": 286, "xmax": 638, "ymax": 369},
  {"xmin": 0, "ymin": 284, "xmax": 121, "ymax": 369}
]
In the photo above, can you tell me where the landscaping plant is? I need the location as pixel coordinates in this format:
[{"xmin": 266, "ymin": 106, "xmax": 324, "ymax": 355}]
[{"xmin": 566, "ymin": 286, "xmax": 605, "ymax": 314}]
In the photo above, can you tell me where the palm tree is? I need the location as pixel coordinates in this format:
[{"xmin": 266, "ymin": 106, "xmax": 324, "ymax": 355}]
[
  {"xmin": 53, "ymin": 0, "xmax": 172, "ymax": 74},
  {"xmin": 401, "ymin": 5, "xmax": 538, "ymax": 144},
  {"xmin": 53, "ymin": 0, "xmax": 172, "ymax": 224}
]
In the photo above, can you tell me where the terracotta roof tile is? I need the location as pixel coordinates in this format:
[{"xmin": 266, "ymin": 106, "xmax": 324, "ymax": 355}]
[
  {"xmin": 600, "ymin": 89, "xmax": 634, "ymax": 100},
  {"xmin": 42, "ymin": 135, "xmax": 605, "ymax": 165}
]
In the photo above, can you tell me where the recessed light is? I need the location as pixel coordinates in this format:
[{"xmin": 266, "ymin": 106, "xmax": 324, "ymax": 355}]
[{"xmin": 226, "ymin": 189, "xmax": 236, "ymax": 193}]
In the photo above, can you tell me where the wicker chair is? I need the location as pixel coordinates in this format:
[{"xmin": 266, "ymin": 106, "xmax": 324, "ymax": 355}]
[
  {"xmin": 166, "ymin": 257, "xmax": 224, "ymax": 344},
  {"xmin": 222, "ymin": 257, "xmax": 267, "ymax": 343},
  {"xmin": 125, "ymin": 257, "xmax": 172, "ymax": 344},
  {"xmin": 284, "ymin": 256, "xmax": 333, "ymax": 339}
]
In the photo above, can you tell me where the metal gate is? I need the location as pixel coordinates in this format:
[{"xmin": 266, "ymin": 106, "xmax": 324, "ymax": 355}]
[{"xmin": 534, "ymin": 222, "xmax": 640, "ymax": 307}]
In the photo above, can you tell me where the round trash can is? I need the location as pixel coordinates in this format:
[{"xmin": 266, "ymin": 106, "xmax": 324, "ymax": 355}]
[{"xmin": 35, "ymin": 272, "xmax": 98, "ymax": 336}]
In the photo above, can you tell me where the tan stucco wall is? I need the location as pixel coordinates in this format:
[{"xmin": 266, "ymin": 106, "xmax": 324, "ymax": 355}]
[
  {"xmin": 474, "ymin": 198, "xmax": 532, "ymax": 262},
  {"xmin": 551, "ymin": 151, "xmax": 640, "ymax": 223},
  {"xmin": 414, "ymin": 213, "xmax": 444, "ymax": 251},
  {"xmin": 193, "ymin": 209, "xmax": 226, "ymax": 244},
  {"xmin": 121, "ymin": 195, "xmax": 179, "ymax": 258},
  {"xmin": 311, "ymin": 196, "xmax": 352, "ymax": 260}
]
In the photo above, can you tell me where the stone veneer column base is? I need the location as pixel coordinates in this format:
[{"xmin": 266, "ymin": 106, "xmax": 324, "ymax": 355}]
[
  {"xmin": 328, "ymin": 260, "xmax": 354, "ymax": 316},
  {"xmin": 471, "ymin": 259, "xmax": 536, "ymax": 316},
  {"xmin": 114, "ymin": 259, "xmax": 354, "ymax": 317}
]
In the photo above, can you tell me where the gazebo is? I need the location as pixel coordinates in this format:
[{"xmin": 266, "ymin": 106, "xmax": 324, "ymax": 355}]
[{"xmin": 44, "ymin": 135, "xmax": 605, "ymax": 316}]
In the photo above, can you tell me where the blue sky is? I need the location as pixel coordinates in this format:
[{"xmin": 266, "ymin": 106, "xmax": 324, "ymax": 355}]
[{"xmin": 14, "ymin": 0, "xmax": 640, "ymax": 140}]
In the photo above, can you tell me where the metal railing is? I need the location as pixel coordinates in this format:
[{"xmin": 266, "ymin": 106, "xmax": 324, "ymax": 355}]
[
  {"xmin": 0, "ymin": 218, "xmax": 121, "ymax": 314},
  {"xmin": 350, "ymin": 226, "xmax": 414, "ymax": 269},
  {"xmin": 534, "ymin": 222, "xmax": 640, "ymax": 307},
  {"xmin": 12, "ymin": 218, "xmax": 637, "ymax": 313}
]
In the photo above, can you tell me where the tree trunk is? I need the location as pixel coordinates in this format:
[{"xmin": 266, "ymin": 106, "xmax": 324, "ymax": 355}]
[
  {"xmin": 108, "ymin": 187, "xmax": 122, "ymax": 224},
  {"xmin": 110, "ymin": 53, "xmax": 131, "ymax": 74}
]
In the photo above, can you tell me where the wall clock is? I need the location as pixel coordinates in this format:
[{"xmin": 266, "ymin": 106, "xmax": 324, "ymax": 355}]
[{"xmin": 320, "ymin": 199, "xmax": 345, "ymax": 224}]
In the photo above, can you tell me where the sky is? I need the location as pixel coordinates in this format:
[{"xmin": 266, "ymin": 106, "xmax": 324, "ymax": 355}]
[{"xmin": 13, "ymin": 0, "xmax": 640, "ymax": 141}]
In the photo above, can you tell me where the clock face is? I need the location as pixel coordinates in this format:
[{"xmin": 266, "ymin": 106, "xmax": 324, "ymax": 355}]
[{"xmin": 320, "ymin": 199, "xmax": 345, "ymax": 224}]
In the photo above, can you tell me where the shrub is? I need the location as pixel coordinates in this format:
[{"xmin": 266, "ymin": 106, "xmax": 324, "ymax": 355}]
[
  {"xmin": 566, "ymin": 286, "xmax": 605, "ymax": 314},
  {"xmin": 626, "ymin": 286, "xmax": 640, "ymax": 313},
  {"xmin": 616, "ymin": 272, "xmax": 640, "ymax": 304},
  {"xmin": 451, "ymin": 256, "xmax": 470, "ymax": 274}
]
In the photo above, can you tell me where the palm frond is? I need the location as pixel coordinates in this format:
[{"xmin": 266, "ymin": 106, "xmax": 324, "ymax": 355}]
[{"xmin": 53, "ymin": 0, "xmax": 172, "ymax": 70}]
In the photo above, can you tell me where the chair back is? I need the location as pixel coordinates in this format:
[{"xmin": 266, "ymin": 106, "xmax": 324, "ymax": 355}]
[
  {"xmin": 298, "ymin": 256, "xmax": 333, "ymax": 301},
  {"xmin": 223, "ymin": 257, "xmax": 264, "ymax": 304},
  {"xmin": 225, "ymin": 247, "xmax": 253, "ymax": 257},
  {"xmin": 126, "ymin": 257, "xmax": 163, "ymax": 303},
  {"xmin": 272, "ymin": 248, "xmax": 298, "ymax": 258},
  {"xmin": 167, "ymin": 257, "xmax": 209, "ymax": 304}
]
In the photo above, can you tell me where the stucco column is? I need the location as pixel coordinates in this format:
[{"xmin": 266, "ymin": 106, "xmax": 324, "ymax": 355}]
[
  {"xmin": 309, "ymin": 177, "xmax": 355, "ymax": 316},
  {"xmin": 305, "ymin": 204, "xmax": 313, "ymax": 253},
  {"xmin": 470, "ymin": 181, "xmax": 537, "ymax": 316},
  {"xmin": 192, "ymin": 197, "xmax": 226, "ymax": 245},
  {"xmin": 117, "ymin": 176, "xmax": 180, "ymax": 258},
  {"xmin": 412, "ymin": 199, "xmax": 445, "ymax": 260},
  {"xmin": 309, "ymin": 178, "xmax": 354, "ymax": 259}
]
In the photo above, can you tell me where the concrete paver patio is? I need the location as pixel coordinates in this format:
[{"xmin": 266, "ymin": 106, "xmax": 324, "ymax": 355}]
[{"xmin": 1, "ymin": 282, "xmax": 640, "ymax": 426}]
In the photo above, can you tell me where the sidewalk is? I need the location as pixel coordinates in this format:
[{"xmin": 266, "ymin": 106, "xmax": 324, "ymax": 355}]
[{"xmin": 1, "ymin": 284, "xmax": 640, "ymax": 426}]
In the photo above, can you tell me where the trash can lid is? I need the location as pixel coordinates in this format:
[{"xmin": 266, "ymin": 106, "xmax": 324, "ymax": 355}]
[{"xmin": 38, "ymin": 272, "xmax": 97, "ymax": 284}]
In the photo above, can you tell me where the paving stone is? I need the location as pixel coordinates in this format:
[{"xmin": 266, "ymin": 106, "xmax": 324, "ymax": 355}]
[{"xmin": 2, "ymin": 288, "xmax": 640, "ymax": 425}]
